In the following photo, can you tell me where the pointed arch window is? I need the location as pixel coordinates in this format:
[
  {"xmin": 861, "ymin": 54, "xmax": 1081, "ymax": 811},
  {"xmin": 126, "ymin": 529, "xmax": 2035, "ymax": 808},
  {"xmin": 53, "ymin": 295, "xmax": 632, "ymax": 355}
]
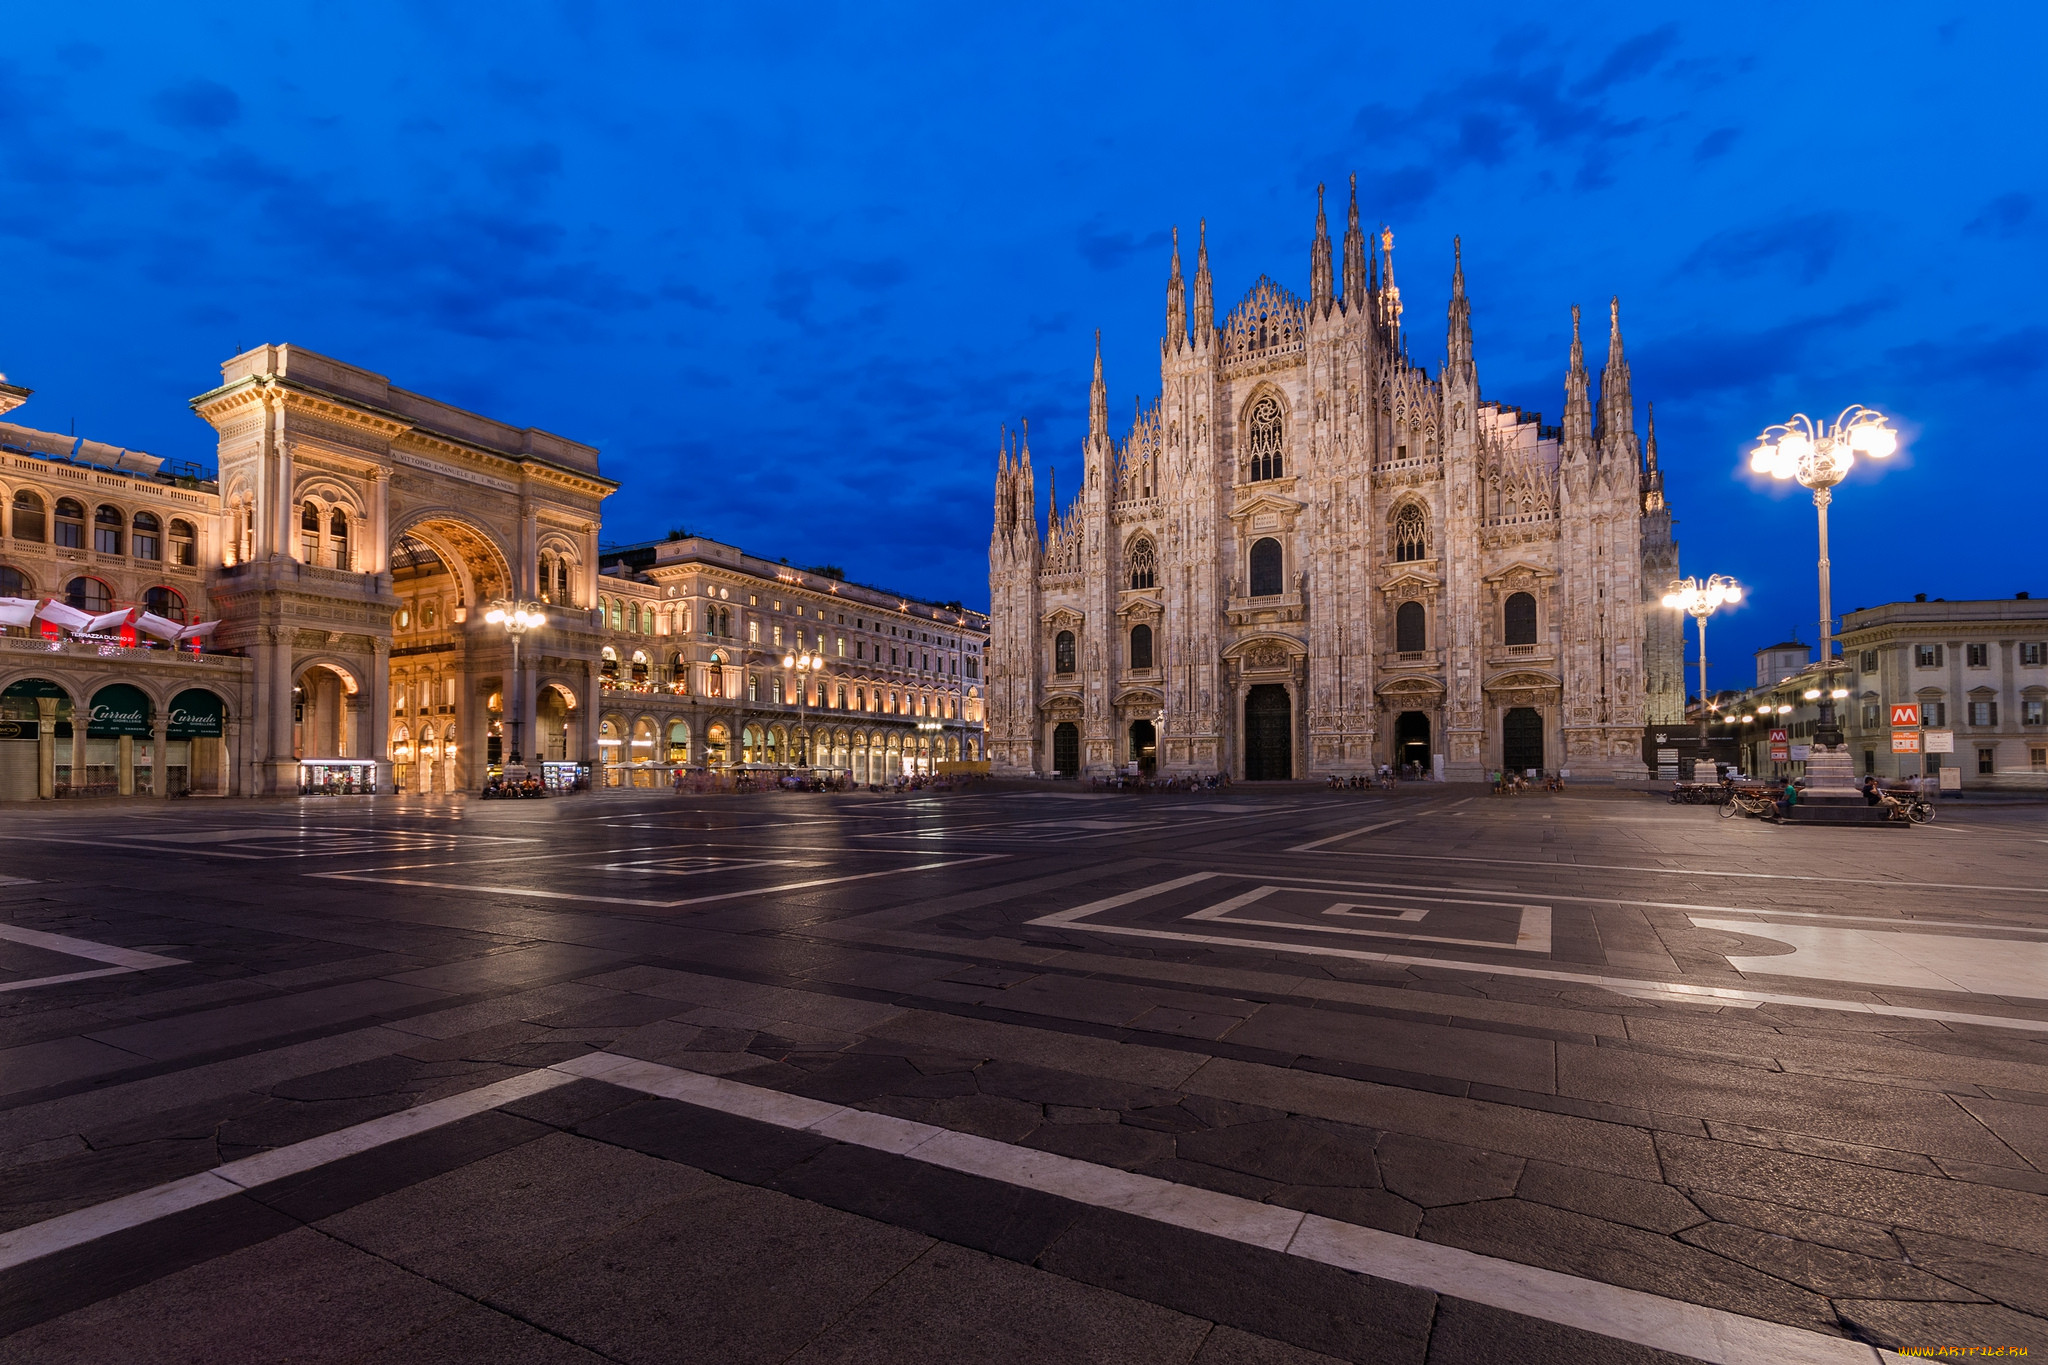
[
  {"xmin": 1054, "ymin": 630, "xmax": 1076, "ymax": 675},
  {"xmin": 1126, "ymin": 537, "xmax": 1156, "ymax": 591},
  {"xmin": 1392, "ymin": 504, "xmax": 1428, "ymax": 562},
  {"xmin": 1246, "ymin": 396, "xmax": 1284, "ymax": 482}
]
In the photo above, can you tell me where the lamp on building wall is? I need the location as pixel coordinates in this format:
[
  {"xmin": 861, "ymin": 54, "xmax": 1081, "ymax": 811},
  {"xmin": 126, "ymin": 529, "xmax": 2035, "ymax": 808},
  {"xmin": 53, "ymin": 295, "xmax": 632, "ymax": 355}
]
[
  {"xmin": 1750, "ymin": 406, "xmax": 1896, "ymax": 749},
  {"xmin": 1661, "ymin": 575, "xmax": 1741, "ymax": 743},
  {"xmin": 484, "ymin": 599, "xmax": 547, "ymax": 767}
]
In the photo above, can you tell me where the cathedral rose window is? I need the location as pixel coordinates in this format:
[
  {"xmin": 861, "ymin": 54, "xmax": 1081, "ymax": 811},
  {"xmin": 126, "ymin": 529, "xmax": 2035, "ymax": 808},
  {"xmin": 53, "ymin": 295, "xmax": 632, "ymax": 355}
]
[{"xmin": 1247, "ymin": 397, "xmax": 1284, "ymax": 481}]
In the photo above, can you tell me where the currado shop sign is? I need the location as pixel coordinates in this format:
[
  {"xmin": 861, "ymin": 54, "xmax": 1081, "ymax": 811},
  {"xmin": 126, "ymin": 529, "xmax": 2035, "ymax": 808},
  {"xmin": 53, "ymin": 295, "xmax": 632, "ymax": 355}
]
[
  {"xmin": 87, "ymin": 685, "xmax": 153, "ymax": 737},
  {"xmin": 168, "ymin": 689, "xmax": 226, "ymax": 739}
]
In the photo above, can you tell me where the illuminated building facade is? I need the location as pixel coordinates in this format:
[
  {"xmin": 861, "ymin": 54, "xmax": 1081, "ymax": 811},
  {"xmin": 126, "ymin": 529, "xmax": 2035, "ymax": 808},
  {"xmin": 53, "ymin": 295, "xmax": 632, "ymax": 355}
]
[{"xmin": 988, "ymin": 183, "xmax": 1684, "ymax": 781}]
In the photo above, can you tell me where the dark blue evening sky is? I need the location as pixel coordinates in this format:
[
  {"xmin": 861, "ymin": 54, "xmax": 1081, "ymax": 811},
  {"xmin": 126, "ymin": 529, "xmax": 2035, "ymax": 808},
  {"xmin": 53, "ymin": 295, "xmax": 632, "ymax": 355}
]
[{"xmin": 4, "ymin": 4, "xmax": 2042, "ymax": 676}]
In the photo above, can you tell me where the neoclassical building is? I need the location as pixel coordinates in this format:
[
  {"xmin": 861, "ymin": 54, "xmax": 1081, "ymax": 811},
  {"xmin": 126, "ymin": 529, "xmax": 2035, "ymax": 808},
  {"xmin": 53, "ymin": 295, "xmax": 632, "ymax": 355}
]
[
  {"xmin": 988, "ymin": 182, "xmax": 1683, "ymax": 782},
  {"xmin": 585, "ymin": 537, "xmax": 987, "ymax": 788},
  {"xmin": 2, "ymin": 344, "xmax": 985, "ymax": 800}
]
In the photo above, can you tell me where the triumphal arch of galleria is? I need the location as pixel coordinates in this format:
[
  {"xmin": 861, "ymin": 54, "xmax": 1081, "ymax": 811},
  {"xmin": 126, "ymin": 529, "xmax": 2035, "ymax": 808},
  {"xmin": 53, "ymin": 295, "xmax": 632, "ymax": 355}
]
[{"xmin": 1, "ymin": 344, "xmax": 613, "ymax": 798}]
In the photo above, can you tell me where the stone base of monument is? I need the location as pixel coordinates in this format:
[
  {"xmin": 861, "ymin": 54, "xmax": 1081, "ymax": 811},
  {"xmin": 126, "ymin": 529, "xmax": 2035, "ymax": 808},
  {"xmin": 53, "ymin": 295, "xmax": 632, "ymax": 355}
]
[{"xmin": 1785, "ymin": 745, "xmax": 1899, "ymax": 827}]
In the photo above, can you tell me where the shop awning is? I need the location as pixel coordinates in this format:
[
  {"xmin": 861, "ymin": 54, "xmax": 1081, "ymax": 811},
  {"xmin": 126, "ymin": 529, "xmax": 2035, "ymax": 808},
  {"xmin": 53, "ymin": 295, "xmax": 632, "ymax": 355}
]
[
  {"xmin": 0, "ymin": 597, "xmax": 36, "ymax": 629},
  {"xmin": 35, "ymin": 600, "xmax": 91, "ymax": 632}
]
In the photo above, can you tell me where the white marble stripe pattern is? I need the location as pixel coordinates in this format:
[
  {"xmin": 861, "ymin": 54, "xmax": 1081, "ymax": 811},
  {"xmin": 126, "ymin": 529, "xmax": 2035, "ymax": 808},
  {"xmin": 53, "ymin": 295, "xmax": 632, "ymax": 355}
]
[
  {"xmin": 0, "ymin": 1067, "xmax": 574, "ymax": 1273},
  {"xmin": 552, "ymin": 1053, "xmax": 1894, "ymax": 1365},
  {"xmin": 0, "ymin": 924, "xmax": 187, "ymax": 995},
  {"xmin": 1027, "ymin": 876, "xmax": 2048, "ymax": 1034}
]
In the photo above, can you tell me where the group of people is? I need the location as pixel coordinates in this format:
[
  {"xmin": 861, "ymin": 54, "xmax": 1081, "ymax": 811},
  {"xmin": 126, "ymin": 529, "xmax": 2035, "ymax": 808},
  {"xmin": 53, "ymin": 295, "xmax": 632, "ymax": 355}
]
[
  {"xmin": 1327, "ymin": 769, "xmax": 1397, "ymax": 791},
  {"xmin": 480, "ymin": 773, "xmax": 548, "ymax": 799},
  {"xmin": 1491, "ymin": 770, "xmax": 1564, "ymax": 794},
  {"xmin": 1093, "ymin": 771, "xmax": 1232, "ymax": 792}
]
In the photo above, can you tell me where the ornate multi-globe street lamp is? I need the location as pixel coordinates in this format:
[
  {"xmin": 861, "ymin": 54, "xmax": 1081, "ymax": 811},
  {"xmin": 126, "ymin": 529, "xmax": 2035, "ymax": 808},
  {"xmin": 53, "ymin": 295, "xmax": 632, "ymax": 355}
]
[
  {"xmin": 484, "ymin": 599, "xmax": 548, "ymax": 769},
  {"xmin": 1749, "ymin": 407, "xmax": 1897, "ymax": 751},
  {"xmin": 1661, "ymin": 575, "xmax": 1742, "ymax": 744},
  {"xmin": 782, "ymin": 650, "xmax": 825, "ymax": 768}
]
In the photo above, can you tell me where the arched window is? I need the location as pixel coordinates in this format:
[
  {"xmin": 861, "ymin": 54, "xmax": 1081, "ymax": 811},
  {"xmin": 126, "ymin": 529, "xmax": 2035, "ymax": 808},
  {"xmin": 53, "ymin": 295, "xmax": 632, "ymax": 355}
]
[
  {"xmin": 168, "ymin": 519, "xmax": 196, "ymax": 567},
  {"xmin": 631, "ymin": 650, "xmax": 649, "ymax": 682},
  {"xmin": 600, "ymin": 644, "xmax": 619, "ymax": 679},
  {"xmin": 1249, "ymin": 537, "xmax": 1283, "ymax": 597},
  {"xmin": 1130, "ymin": 624, "xmax": 1154, "ymax": 670},
  {"xmin": 328, "ymin": 508, "xmax": 350, "ymax": 570},
  {"xmin": 132, "ymin": 512, "xmax": 162, "ymax": 561},
  {"xmin": 1126, "ymin": 537, "xmax": 1156, "ymax": 591},
  {"xmin": 144, "ymin": 586, "xmax": 188, "ymax": 623},
  {"xmin": 301, "ymin": 501, "xmax": 321, "ymax": 562},
  {"xmin": 1055, "ymin": 630, "xmax": 1076, "ymax": 675},
  {"xmin": 93, "ymin": 505, "xmax": 123, "ymax": 555},
  {"xmin": 1396, "ymin": 600, "xmax": 1426, "ymax": 653},
  {"xmin": 10, "ymin": 491, "xmax": 45, "ymax": 543},
  {"xmin": 1504, "ymin": 591, "xmax": 1537, "ymax": 647},
  {"xmin": 609, "ymin": 599, "xmax": 623, "ymax": 630},
  {"xmin": 1247, "ymin": 396, "xmax": 1284, "ymax": 481},
  {"xmin": 66, "ymin": 576, "xmax": 112, "ymax": 614},
  {"xmin": 53, "ymin": 499, "xmax": 84, "ymax": 548},
  {"xmin": 1392, "ymin": 504, "xmax": 1428, "ymax": 562},
  {"xmin": 0, "ymin": 565, "xmax": 29, "ymax": 598}
]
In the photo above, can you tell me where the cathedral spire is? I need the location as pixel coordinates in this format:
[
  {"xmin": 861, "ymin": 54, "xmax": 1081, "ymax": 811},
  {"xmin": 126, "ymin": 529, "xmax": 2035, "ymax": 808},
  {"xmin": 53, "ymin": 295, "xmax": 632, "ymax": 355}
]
[
  {"xmin": 1644, "ymin": 401, "xmax": 1666, "ymax": 511},
  {"xmin": 1445, "ymin": 236, "xmax": 1474, "ymax": 389},
  {"xmin": 1310, "ymin": 183, "xmax": 1333, "ymax": 317},
  {"xmin": 1563, "ymin": 305, "xmax": 1592, "ymax": 453},
  {"xmin": 1191, "ymin": 219, "xmax": 1214, "ymax": 339},
  {"xmin": 1088, "ymin": 330, "xmax": 1108, "ymax": 446},
  {"xmin": 1165, "ymin": 226, "xmax": 1186, "ymax": 348},
  {"xmin": 1378, "ymin": 226, "xmax": 1402, "ymax": 332},
  {"xmin": 1342, "ymin": 173, "xmax": 1367, "ymax": 309},
  {"xmin": 1599, "ymin": 296, "xmax": 1635, "ymax": 460}
]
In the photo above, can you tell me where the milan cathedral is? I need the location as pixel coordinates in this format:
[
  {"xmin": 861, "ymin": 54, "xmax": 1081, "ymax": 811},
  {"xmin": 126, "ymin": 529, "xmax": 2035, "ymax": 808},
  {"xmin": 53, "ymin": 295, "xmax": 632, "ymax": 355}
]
[{"xmin": 986, "ymin": 177, "xmax": 1684, "ymax": 782}]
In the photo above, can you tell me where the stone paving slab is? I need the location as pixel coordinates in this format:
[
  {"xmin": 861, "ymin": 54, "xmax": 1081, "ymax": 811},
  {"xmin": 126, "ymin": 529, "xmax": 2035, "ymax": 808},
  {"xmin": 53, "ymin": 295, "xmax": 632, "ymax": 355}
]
[{"xmin": 2, "ymin": 786, "xmax": 2046, "ymax": 1359}]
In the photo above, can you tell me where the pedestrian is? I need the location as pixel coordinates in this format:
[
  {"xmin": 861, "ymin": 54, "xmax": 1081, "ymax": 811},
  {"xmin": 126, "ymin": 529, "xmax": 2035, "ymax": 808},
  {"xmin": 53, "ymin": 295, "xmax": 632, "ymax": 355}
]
[
  {"xmin": 1862, "ymin": 774, "xmax": 1880, "ymax": 807},
  {"xmin": 1777, "ymin": 776, "xmax": 1799, "ymax": 820}
]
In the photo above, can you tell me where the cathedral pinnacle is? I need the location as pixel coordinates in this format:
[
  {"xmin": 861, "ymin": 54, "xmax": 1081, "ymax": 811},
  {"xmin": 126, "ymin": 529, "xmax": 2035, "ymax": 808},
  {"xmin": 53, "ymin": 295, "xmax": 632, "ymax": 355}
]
[
  {"xmin": 1192, "ymin": 219, "xmax": 1214, "ymax": 338},
  {"xmin": 1310, "ymin": 183, "xmax": 1334, "ymax": 316},
  {"xmin": 1599, "ymin": 296, "xmax": 1635, "ymax": 459},
  {"xmin": 1378, "ymin": 226, "xmax": 1402, "ymax": 331},
  {"xmin": 1165, "ymin": 226, "xmax": 1186, "ymax": 348},
  {"xmin": 1445, "ymin": 235, "xmax": 1474, "ymax": 388},
  {"xmin": 1563, "ymin": 304, "xmax": 1592, "ymax": 454},
  {"xmin": 1342, "ymin": 173, "xmax": 1367, "ymax": 309},
  {"xmin": 1089, "ymin": 330, "xmax": 1108, "ymax": 446}
]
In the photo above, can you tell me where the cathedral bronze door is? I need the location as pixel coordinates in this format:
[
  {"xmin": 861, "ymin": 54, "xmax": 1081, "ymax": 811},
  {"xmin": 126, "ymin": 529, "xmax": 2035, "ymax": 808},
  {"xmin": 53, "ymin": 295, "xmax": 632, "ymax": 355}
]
[
  {"xmin": 1245, "ymin": 685, "xmax": 1291, "ymax": 780},
  {"xmin": 1052, "ymin": 722, "xmax": 1080, "ymax": 777},
  {"xmin": 1503, "ymin": 707, "xmax": 1544, "ymax": 775}
]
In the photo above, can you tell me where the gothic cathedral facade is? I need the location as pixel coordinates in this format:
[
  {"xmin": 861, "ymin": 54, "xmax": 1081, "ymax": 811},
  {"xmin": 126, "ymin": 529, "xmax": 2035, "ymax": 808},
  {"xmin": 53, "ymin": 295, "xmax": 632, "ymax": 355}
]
[{"xmin": 987, "ymin": 180, "xmax": 1684, "ymax": 783}]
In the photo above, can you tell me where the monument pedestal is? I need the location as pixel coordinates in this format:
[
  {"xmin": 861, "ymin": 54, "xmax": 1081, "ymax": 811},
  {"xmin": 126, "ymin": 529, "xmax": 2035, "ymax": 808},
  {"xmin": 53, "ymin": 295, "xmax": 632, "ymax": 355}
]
[{"xmin": 1786, "ymin": 745, "xmax": 1896, "ymax": 826}]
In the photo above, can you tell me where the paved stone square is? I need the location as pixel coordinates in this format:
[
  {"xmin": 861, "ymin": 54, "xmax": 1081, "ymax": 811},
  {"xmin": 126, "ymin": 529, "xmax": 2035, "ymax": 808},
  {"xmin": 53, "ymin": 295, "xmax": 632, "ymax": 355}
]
[{"xmin": 1, "ymin": 784, "xmax": 2044, "ymax": 1363}]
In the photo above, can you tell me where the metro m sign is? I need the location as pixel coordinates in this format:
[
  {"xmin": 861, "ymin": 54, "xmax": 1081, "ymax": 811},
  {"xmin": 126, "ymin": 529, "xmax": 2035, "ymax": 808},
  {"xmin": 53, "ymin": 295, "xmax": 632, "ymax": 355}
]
[{"xmin": 1890, "ymin": 703, "xmax": 1921, "ymax": 728}]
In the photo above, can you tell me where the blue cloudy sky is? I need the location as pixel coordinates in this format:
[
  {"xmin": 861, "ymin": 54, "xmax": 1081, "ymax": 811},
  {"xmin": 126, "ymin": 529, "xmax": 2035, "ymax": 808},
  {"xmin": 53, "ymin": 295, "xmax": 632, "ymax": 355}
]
[{"xmin": 4, "ymin": 3, "xmax": 2041, "ymax": 674}]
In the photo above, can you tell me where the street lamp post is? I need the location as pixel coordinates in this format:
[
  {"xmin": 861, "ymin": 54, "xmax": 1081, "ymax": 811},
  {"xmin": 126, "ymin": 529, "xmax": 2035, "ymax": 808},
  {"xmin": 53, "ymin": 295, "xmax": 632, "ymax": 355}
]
[
  {"xmin": 782, "ymin": 650, "xmax": 825, "ymax": 771},
  {"xmin": 484, "ymin": 599, "xmax": 547, "ymax": 768},
  {"xmin": 1661, "ymin": 575, "xmax": 1741, "ymax": 744},
  {"xmin": 1749, "ymin": 407, "xmax": 1897, "ymax": 750}
]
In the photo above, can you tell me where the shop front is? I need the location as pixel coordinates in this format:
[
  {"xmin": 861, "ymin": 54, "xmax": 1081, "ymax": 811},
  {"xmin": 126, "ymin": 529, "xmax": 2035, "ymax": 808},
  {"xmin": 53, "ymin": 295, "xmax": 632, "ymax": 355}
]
[
  {"xmin": 167, "ymin": 688, "xmax": 228, "ymax": 795},
  {"xmin": 87, "ymin": 684, "xmax": 154, "ymax": 797},
  {"xmin": 299, "ymin": 759, "xmax": 377, "ymax": 795}
]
